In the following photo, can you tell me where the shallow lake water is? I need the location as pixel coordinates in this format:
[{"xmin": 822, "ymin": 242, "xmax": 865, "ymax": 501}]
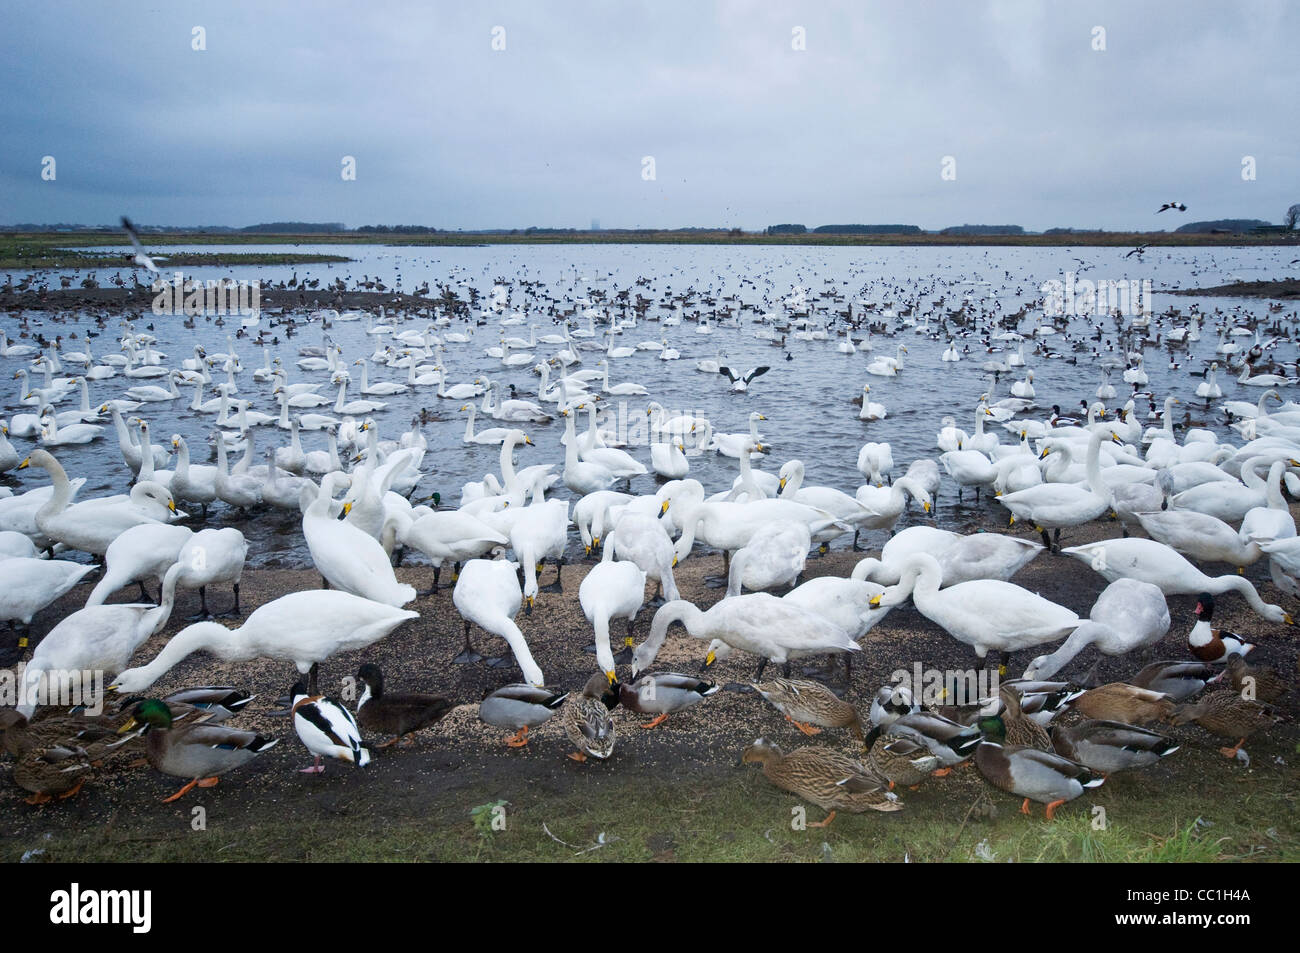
[{"xmin": 3, "ymin": 242, "xmax": 1294, "ymax": 567}]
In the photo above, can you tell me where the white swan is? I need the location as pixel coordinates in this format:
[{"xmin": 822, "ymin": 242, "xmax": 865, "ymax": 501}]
[
  {"xmin": 174, "ymin": 528, "xmax": 248, "ymax": 617},
  {"xmin": 85, "ymin": 522, "xmax": 193, "ymax": 606},
  {"xmin": 562, "ymin": 409, "xmax": 617, "ymax": 494},
  {"xmin": 451, "ymin": 558, "xmax": 544, "ymax": 684},
  {"xmin": 1136, "ymin": 509, "xmax": 1262, "ymax": 570},
  {"xmin": 997, "ymin": 429, "xmax": 1115, "ymax": 549},
  {"xmin": 602, "ymin": 512, "xmax": 681, "ymax": 602},
  {"xmin": 303, "ymin": 472, "xmax": 415, "ymax": 607},
  {"xmin": 872, "ymin": 553, "xmax": 1081, "ymax": 669},
  {"xmin": 725, "ymin": 520, "xmax": 810, "ymax": 596},
  {"xmin": 859, "ymin": 384, "xmax": 887, "ymax": 421},
  {"xmin": 20, "ymin": 450, "xmax": 177, "ymax": 556},
  {"xmin": 0, "ymin": 557, "xmax": 96, "ymax": 626},
  {"xmin": 632, "ymin": 594, "xmax": 860, "ymax": 680},
  {"xmin": 110, "ymin": 590, "xmax": 418, "ymax": 695},
  {"xmin": 855, "ymin": 530, "xmax": 1044, "ymax": 587},
  {"xmin": 169, "ymin": 434, "xmax": 219, "ymax": 513},
  {"xmin": 1061, "ymin": 538, "xmax": 1291, "ymax": 623},
  {"xmin": 580, "ymin": 559, "xmax": 647, "ymax": 681},
  {"xmin": 866, "ymin": 344, "xmax": 907, "ymax": 377},
  {"xmin": 20, "ymin": 561, "xmax": 183, "ymax": 717},
  {"xmin": 1022, "ymin": 579, "xmax": 1170, "ymax": 679},
  {"xmin": 401, "ymin": 510, "xmax": 509, "ymax": 590}
]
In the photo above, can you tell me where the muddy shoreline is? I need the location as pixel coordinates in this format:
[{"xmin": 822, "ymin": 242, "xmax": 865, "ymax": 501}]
[{"xmin": 1, "ymin": 499, "xmax": 1297, "ymax": 860}]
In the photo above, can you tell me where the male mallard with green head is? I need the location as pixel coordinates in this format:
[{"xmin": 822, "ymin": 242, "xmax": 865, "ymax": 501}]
[
  {"xmin": 974, "ymin": 718, "xmax": 1104, "ymax": 820},
  {"xmin": 118, "ymin": 698, "xmax": 279, "ymax": 802}
]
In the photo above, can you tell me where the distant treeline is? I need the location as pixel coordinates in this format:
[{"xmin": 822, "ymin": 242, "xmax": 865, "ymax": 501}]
[
  {"xmin": 940, "ymin": 224, "xmax": 1024, "ymax": 236},
  {"xmin": 1174, "ymin": 219, "xmax": 1272, "ymax": 234},
  {"xmin": 240, "ymin": 222, "xmax": 347, "ymax": 233}
]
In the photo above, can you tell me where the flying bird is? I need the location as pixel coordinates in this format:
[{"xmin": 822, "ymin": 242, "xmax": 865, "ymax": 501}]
[
  {"xmin": 718, "ymin": 365, "xmax": 770, "ymax": 392},
  {"xmin": 121, "ymin": 216, "xmax": 162, "ymax": 274},
  {"xmin": 1156, "ymin": 202, "xmax": 1187, "ymax": 214},
  {"xmin": 1125, "ymin": 244, "xmax": 1150, "ymax": 259}
]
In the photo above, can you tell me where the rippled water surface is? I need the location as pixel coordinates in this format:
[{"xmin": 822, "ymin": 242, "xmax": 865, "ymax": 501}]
[{"xmin": 4, "ymin": 243, "xmax": 1294, "ymax": 567}]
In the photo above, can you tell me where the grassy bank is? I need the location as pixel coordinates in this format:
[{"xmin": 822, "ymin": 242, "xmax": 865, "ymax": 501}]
[
  {"xmin": 10, "ymin": 762, "xmax": 1294, "ymax": 863},
  {"xmin": 0, "ymin": 238, "xmax": 350, "ymax": 270}
]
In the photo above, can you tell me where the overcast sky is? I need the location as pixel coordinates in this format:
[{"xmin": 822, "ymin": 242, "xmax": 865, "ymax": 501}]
[{"xmin": 2, "ymin": 1, "xmax": 1296, "ymax": 231}]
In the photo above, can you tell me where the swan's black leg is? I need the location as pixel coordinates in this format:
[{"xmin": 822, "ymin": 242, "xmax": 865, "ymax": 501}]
[
  {"xmin": 753, "ymin": 657, "xmax": 768, "ymax": 681},
  {"xmin": 307, "ymin": 662, "xmax": 320, "ymax": 696},
  {"xmin": 137, "ymin": 580, "xmax": 153, "ymax": 603},
  {"xmin": 454, "ymin": 620, "xmax": 483, "ymax": 664},
  {"xmin": 1039, "ymin": 528, "xmax": 1053, "ymax": 552},
  {"xmin": 417, "ymin": 565, "xmax": 440, "ymax": 597}
]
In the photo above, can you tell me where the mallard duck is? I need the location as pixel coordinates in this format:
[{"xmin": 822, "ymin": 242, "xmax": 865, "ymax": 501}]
[
  {"xmin": 157, "ymin": 686, "xmax": 254, "ymax": 722},
  {"xmin": 1188, "ymin": 592, "xmax": 1255, "ymax": 662},
  {"xmin": 618, "ymin": 673, "xmax": 718, "ymax": 728},
  {"xmin": 479, "ymin": 683, "xmax": 569, "ymax": 747},
  {"xmin": 2, "ymin": 706, "xmax": 115, "ymax": 759},
  {"xmin": 355, "ymin": 663, "xmax": 453, "ymax": 747},
  {"xmin": 996, "ymin": 679, "xmax": 1085, "ymax": 725},
  {"xmin": 998, "ymin": 686, "xmax": 1052, "ymax": 750},
  {"xmin": 974, "ymin": 730, "xmax": 1104, "ymax": 819},
  {"xmin": 1130, "ymin": 660, "xmax": 1216, "ymax": 702},
  {"xmin": 1171, "ymin": 689, "xmax": 1282, "ymax": 759},
  {"xmin": 754, "ymin": 677, "xmax": 863, "ymax": 738},
  {"xmin": 1068, "ymin": 682, "xmax": 1175, "ymax": 725},
  {"xmin": 290, "ymin": 680, "xmax": 370, "ymax": 773},
  {"xmin": 12, "ymin": 742, "xmax": 94, "ymax": 804},
  {"xmin": 1219, "ymin": 654, "xmax": 1287, "ymax": 703},
  {"xmin": 864, "ymin": 729, "xmax": 940, "ymax": 789},
  {"xmin": 118, "ymin": 698, "xmax": 278, "ymax": 801},
  {"xmin": 742, "ymin": 738, "xmax": 901, "ymax": 826},
  {"xmin": 562, "ymin": 672, "xmax": 618, "ymax": 762},
  {"xmin": 869, "ymin": 683, "xmax": 918, "ymax": 727},
  {"xmin": 880, "ymin": 710, "xmax": 983, "ymax": 774},
  {"xmin": 1051, "ymin": 720, "xmax": 1180, "ymax": 774}
]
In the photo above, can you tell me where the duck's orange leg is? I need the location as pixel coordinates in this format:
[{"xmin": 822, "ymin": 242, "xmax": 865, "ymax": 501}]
[
  {"xmin": 1020, "ymin": 797, "xmax": 1031, "ymax": 815},
  {"xmin": 504, "ymin": 726, "xmax": 530, "ymax": 747},
  {"xmin": 161, "ymin": 779, "xmax": 200, "ymax": 802},
  {"xmin": 1044, "ymin": 798, "xmax": 1067, "ymax": 820},
  {"xmin": 56, "ymin": 779, "xmax": 85, "ymax": 800},
  {"xmin": 639, "ymin": 713, "xmax": 669, "ymax": 729},
  {"xmin": 807, "ymin": 810, "xmax": 837, "ymax": 828},
  {"xmin": 786, "ymin": 715, "xmax": 821, "ymax": 736},
  {"xmin": 1218, "ymin": 738, "xmax": 1246, "ymax": 758}
]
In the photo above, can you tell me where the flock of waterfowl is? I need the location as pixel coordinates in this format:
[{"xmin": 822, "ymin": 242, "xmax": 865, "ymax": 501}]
[{"xmin": 0, "ymin": 243, "xmax": 1297, "ymax": 826}]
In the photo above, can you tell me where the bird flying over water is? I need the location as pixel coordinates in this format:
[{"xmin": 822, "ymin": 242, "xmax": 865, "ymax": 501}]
[
  {"xmin": 121, "ymin": 216, "xmax": 162, "ymax": 274},
  {"xmin": 1156, "ymin": 202, "xmax": 1187, "ymax": 213},
  {"xmin": 719, "ymin": 365, "xmax": 770, "ymax": 392}
]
